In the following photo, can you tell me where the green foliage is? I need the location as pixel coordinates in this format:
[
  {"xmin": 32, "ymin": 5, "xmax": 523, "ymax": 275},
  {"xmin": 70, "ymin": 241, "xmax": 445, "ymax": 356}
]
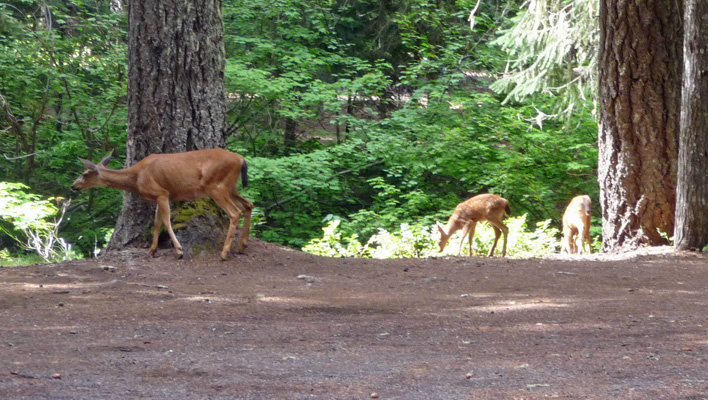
[
  {"xmin": 237, "ymin": 83, "xmax": 597, "ymax": 249},
  {"xmin": 0, "ymin": 183, "xmax": 57, "ymax": 232},
  {"xmin": 366, "ymin": 223, "xmax": 439, "ymax": 259},
  {"xmin": 223, "ymin": 0, "xmax": 596, "ymax": 250},
  {"xmin": 303, "ymin": 214, "xmax": 561, "ymax": 259},
  {"xmin": 0, "ymin": 249, "xmax": 48, "ymax": 267},
  {"xmin": 302, "ymin": 218, "xmax": 369, "ymax": 258},
  {"xmin": 0, "ymin": 1, "xmax": 128, "ymax": 257},
  {"xmin": 1, "ymin": 0, "xmax": 600, "ymax": 259},
  {"xmin": 490, "ymin": 0, "xmax": 598, "ymax": 121},
  {"xmin": 0, "ymin": 182, "xmax": 80, "ymax": 262},
  {"xmin": 589, "ymin": 220, "xmax": 602, "ymax": 253}
]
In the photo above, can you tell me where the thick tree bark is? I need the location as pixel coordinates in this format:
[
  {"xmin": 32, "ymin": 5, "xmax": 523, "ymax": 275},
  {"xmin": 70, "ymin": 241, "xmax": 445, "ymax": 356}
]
[
  {"xmin": 675, "ymin": 1, "xmax": 708, "ymax": 251},
  {"xmin": 108, "ymin": 0, "xmax": 227, "ymax": 251},
  {"xmin": 597, "ymin": 0, "xmax": 682, "ymax": 252}
]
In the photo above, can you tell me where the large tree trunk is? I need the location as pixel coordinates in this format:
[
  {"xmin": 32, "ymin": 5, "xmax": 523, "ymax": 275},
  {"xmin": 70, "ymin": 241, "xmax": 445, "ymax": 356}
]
[
  {"xmin": 675, "ymin": 1, "xmax": 708, "ymax": 251},
  {"xmin": 108, "ymin": 0, "xmax": 227, "ymax": 251},
  {"xmin": 597, "ymin": 0, "xmax": 682, "ymax": 252}
]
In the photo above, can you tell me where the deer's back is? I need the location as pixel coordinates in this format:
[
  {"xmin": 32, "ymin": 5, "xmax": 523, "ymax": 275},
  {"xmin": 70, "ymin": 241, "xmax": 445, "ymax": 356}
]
[
  {"xmin": 563, "ymin": 195, "xmax": 591, "ymax": 227},
  {"xmin": 455, "ymin": 194, "xmax": 509, "ymax": 222},
  {"xmin": 133, "ymin": 149, "xmax": 244, "ymax": 201}
]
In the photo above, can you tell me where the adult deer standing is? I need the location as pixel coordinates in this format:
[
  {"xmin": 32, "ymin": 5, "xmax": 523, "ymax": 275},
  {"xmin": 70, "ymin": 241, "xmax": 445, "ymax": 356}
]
[
  {"xmin": 71, "ymin": 149, "xmax": 253, "ymax": 260},
  {"xmin": 437, "ymin": 193, "xmax": 511, "ymax": 257},
  {"xmin": 561, "ymin": 195, "xmax": 592, "ymax": 255}
]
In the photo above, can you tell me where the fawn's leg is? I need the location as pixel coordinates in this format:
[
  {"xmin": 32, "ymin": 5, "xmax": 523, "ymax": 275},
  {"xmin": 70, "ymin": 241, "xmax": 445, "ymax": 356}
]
[
  {"xmin": 488, "ymin": 226, "xmax": 501, "ymax": 257},
  {"xmin": 488, "ymin": 220, "xmax": 509, "ymax": 257},
  {"xmin": 457, "ymin": 223, "xmax": 473, "ymax": 256},
  {"xmin": 466, "ymin": 223, "xmax": 477, "ymax": 256}
]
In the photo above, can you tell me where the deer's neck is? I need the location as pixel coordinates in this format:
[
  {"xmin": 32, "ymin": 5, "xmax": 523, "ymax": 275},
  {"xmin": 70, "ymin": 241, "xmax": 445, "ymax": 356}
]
[
  {"xmin": 98, "ymin": 167, "xmax": 139, "ymax": 193},
  {"xmin": 443, "ymin": 215, "xmax": 466, "ymax": 235}
]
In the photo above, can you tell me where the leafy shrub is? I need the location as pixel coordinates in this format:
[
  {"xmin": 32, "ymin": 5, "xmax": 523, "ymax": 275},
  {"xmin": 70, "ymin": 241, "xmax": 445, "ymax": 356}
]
[
  {"xmin": 303, "ymin": 214, "xmax": 560, "ymax": 259},
  {"xmin": 302, "ymin": 217, "xmax": 369, "ymax": 258},
  {"xmin": 0, "ymin": 182, "xmax": 80, "ymax": 263}
]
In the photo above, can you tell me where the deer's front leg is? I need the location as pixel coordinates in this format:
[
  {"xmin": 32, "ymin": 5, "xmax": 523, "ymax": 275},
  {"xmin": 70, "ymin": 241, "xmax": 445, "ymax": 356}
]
[
  {"xmin": 457, "ymin": 223, "xmax": 473, "ymax": 256},
  {"xmin": 156, "ymin": 197, "xmax": 183, "ymax": 259}
]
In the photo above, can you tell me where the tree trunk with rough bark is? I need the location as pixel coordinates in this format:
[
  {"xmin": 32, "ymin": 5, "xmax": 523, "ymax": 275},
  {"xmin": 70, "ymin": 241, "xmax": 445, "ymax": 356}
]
[
  {"xmin": 675, "ymin": 0, "xmax": 708, "ymax": 251},
  {"xmin": 597, "ymin": 0, "xmax": 682, "ymax": 252},
  {"xmin": 108, "ymin": 0, "xmax": 227, "ymax": 252}
]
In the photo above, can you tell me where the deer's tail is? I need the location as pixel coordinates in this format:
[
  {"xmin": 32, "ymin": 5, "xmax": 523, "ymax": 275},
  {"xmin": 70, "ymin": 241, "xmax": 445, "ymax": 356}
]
[{"xmin": 241, "ymin": 159, "xmax": 249, "ymax": 188}]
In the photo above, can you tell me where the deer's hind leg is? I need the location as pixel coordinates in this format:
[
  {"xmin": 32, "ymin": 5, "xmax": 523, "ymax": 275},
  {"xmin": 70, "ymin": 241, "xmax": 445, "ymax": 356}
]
[
  {"xmin": 149, "ymin": 206, "xmax": 162, "ymax": 257},
  {"xmin": 487, "ymin": 219, "xmax": 509, "ymax": 257},
  {"xmin": 567, "ymin": 226, "xmax": 579, "ymax": 254},
  {"xmin": 488, "ymin": 226, "xmax": 501, "ymax": 257},
  {"xmin": 582, "ymin": 219, "xmax": 592, "ymax": 254},
  {"xmin": 210, "ymin": 191, "xmax": 244, "ymax": 260},
  {"xmin": 231, "ymin": 188, "xmax": 253, "ymax": 250}
]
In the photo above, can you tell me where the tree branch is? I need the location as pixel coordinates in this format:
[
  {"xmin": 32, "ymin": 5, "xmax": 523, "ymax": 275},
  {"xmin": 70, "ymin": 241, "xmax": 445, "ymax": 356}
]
[{"xmin": 0, "ymin": 93, "xmax": 29, "ymax": 152}]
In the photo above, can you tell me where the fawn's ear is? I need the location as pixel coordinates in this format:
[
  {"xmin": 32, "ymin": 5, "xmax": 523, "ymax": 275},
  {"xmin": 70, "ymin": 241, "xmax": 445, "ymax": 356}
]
[{"xmin": 436, "ymin": 222, "xmax": 446, "ymax": 235}]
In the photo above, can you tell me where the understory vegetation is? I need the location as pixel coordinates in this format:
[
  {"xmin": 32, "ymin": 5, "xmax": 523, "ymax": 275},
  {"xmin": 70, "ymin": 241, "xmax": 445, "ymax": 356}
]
[
  {"xmin": 303, "ymin": 214, "xmax": 567, "ymax": 259},
  {"xmin": 0, "ymin": 0, "xmax": 599, "ymax": 263}
]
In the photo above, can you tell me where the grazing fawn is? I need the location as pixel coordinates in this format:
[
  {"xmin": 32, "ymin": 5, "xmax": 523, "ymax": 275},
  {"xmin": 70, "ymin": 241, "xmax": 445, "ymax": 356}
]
[
  {"xmin": 437, "ymin": 193, "xmax": 511, "ymax": 257},
  {"xmin": 71, "ymin": 149, "xmax": 253, "ymax": 260},
  {"xmin": 561, "ymin": 195, "xmax": 592, "ymax": 255}
]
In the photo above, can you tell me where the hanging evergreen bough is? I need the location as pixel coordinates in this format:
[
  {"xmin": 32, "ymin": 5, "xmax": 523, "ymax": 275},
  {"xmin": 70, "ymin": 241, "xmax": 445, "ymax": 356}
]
[{"xmin": 490, "ymin": 0, "xmax": 599, "ymax": 124}]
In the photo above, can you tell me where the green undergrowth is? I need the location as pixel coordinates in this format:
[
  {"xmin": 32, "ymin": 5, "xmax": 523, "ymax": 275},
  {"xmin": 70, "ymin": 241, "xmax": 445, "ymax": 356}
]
[{"xmin": 303, "ymin": 214, "xmax": 562, "ymax": 259}]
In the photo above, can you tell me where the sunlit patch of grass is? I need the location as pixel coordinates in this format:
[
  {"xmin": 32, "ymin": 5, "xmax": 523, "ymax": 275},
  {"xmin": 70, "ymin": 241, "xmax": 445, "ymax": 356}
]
[{"xmin": 0, "ymin": 251, "xmax": 48, "ymax": 267}]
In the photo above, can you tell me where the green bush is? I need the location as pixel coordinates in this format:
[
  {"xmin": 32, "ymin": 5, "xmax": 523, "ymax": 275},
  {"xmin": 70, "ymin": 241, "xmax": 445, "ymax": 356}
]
[
  {"xmin": 303, "ymin": 214, "xmax": 560, "ymax": 259},
  {"xmin": 0, "ymin": 182, "xmax": 80, "ymax": 263},
  {"xmin": 301, "ymin": 218, "xmax": 370, "ymax": 258}
]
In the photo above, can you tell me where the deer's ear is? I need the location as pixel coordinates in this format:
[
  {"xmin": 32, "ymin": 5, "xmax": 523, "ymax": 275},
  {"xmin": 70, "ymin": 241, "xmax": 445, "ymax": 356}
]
[
  {"xmin": 99, "ymin": 150, "xmax": 113, "ymax": 167},
  {"xmin": 436, "ymin": 222, "xmax": 446, "ymax": 234},
  {"xmin": 79, "ymin": 158, "xmax": 97, "ymax": 171}
]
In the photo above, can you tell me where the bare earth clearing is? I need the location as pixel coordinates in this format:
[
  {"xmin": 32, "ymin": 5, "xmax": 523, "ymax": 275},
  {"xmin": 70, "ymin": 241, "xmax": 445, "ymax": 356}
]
[{"xmin": 1, "ymin": 240, "xmax": 708, "ymax": 399}]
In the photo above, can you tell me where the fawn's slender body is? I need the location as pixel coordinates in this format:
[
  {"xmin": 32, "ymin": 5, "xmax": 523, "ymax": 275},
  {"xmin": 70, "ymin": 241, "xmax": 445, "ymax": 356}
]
[
  {"xmin": 71, "ymin": 149, "xmax": 253, "ymax": 260},
  {"xmin": 437, "ymin": 193, "xmax": 511, "ymax": 257},
  {"xmin": 561, "ymin": 195, "xmax": 592, "ymax": 255}
]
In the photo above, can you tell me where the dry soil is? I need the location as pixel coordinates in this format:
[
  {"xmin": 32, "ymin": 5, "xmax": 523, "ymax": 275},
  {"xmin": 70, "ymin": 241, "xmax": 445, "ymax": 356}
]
[{"xmin": 1, "ymin": 241, "xmax": 708, "ymax": 399}]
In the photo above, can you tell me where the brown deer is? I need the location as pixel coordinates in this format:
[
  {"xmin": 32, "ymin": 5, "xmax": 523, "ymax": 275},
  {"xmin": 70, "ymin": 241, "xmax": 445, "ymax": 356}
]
[
  {"xmin": 437, "ymin": 193, "xmax": 511, "ymax": 257},
  {"xmin": 561, "ymin": 195, "xmax": 592, "ymax": 255},
  {"xmin": 71, "ymin": 149, "xmax": 253, "ymax": 260}
]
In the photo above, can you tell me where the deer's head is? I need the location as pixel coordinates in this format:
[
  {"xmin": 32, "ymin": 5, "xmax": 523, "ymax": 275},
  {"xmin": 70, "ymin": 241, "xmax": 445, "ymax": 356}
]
[
  {"xmin": 436, "ymin": 222, "xmax": 452, "ymax": 253},
  {"xmin": 71, "ymin": 151, "xmax": 113, "ymax": 191}
]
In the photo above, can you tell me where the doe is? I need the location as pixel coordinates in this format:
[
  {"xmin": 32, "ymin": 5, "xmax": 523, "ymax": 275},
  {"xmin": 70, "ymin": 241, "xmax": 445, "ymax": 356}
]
[
  {"xmin": 561, "ymin": 194, "xmax": 592, "ymax": 255},
  {"xmin": 437, "ymin": 193, "xmax": 511, "ymax": 257},
  {"xmin": 71, "ymin": 148, "xmax": 253, "ymax": 260}
]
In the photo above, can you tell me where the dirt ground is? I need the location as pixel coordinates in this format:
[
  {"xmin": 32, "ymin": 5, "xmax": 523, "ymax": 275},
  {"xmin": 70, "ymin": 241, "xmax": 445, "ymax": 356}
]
[{"xmin": 1, "ymin": 240, "xmax": 708, "ymax": 400}]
